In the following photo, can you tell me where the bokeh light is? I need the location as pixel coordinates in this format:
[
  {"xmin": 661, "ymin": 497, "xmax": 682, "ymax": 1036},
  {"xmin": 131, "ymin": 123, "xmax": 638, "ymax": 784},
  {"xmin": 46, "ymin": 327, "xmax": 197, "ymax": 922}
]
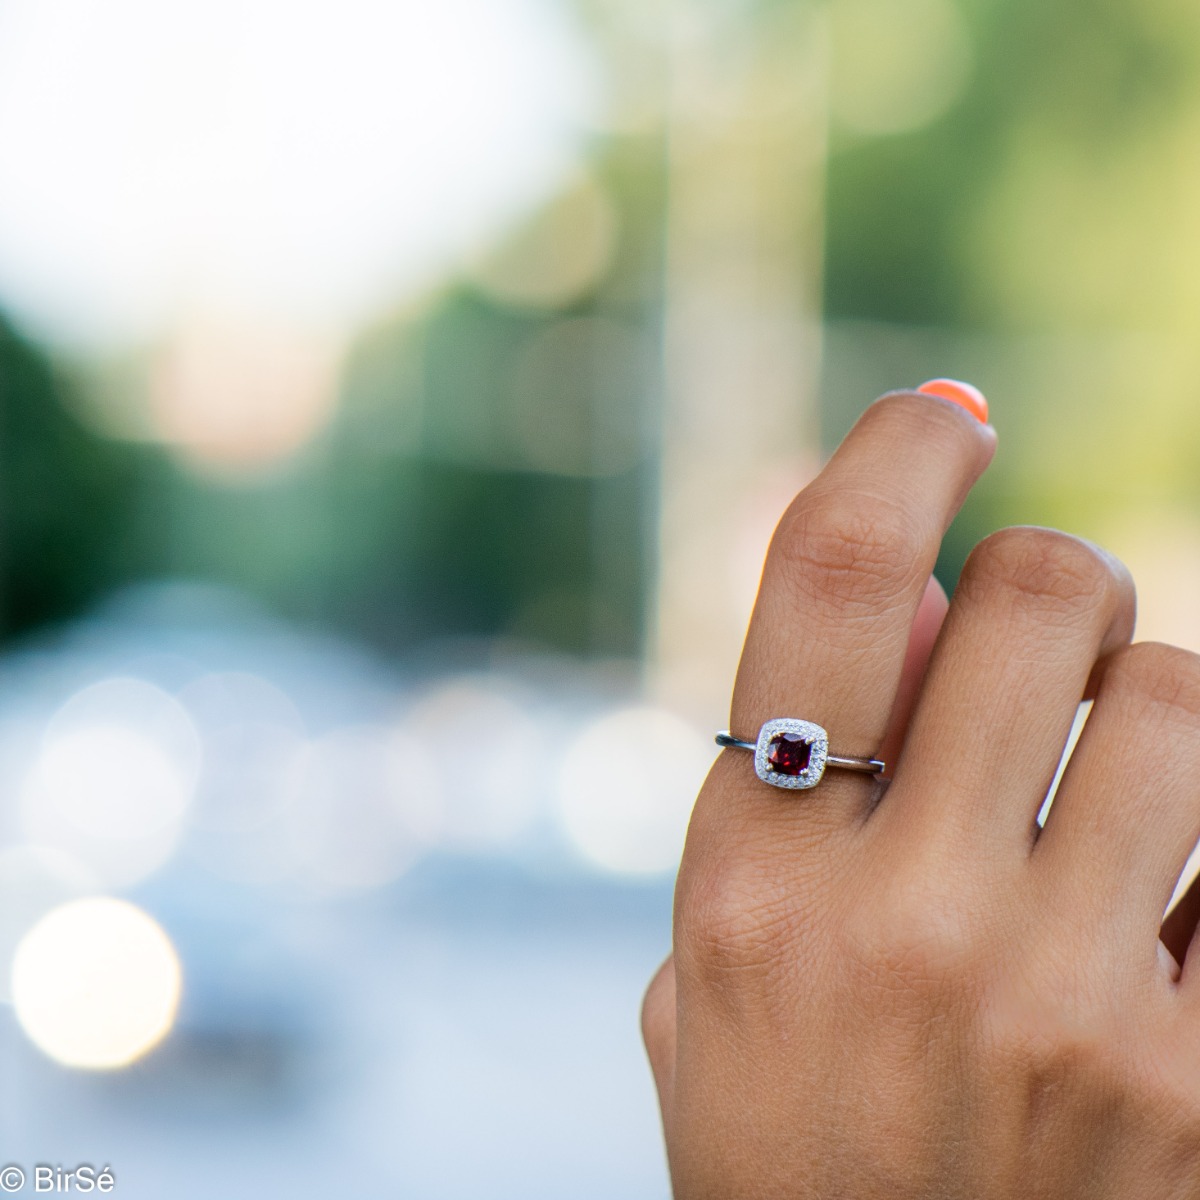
[
  {"xmin": 556, "ymin": 706, "xmax": 712, "ymax": 877},
  {"xmin": 20, "ymin": 678, "xmax": 202, "ymax": 888},
  {"xmin": 11, "ymin": 897, "xmax": 182, "ymax": 1070},
  {"xmin": 148, "ymin": 316, "xmax": 344, "ymax": 471},
  {"xmin": 828, "ymin": 0, "xmax": 972, "ymax": 136},
  {"xmin": 401, "ymin": 680, "xmax": 543, "ymax": 854},
  {"xmin": 0, "ymin": 846, "xmax": 98, "ymax": 1003},
  {"xmin": 288, "ymin": 727, "xmax": 440, "ymax": 893},
  {"xmin": 466, "ymin": 171, "xmax": 619, "ymax": 312}
]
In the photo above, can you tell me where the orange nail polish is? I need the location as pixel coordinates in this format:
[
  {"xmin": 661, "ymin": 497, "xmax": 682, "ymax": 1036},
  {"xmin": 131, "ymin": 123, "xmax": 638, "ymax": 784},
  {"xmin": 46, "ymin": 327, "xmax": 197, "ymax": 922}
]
[{"xmin": 916, "ymin": 378, "xmax": 989, "ymax": 424}]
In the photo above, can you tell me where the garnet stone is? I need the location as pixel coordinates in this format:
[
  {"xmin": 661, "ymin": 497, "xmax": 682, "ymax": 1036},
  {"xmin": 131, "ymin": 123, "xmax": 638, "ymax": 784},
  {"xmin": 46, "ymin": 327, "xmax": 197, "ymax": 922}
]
[{"xmin": 767, "ymin": 732, "xmax": 812, "ymax": 776}]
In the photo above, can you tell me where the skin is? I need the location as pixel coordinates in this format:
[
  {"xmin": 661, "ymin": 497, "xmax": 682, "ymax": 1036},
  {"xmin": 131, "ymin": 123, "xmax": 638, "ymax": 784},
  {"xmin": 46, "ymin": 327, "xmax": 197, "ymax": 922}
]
[{"xmin": 642, "ymin": 390, "xmax": 1200, "ymax": 1198}]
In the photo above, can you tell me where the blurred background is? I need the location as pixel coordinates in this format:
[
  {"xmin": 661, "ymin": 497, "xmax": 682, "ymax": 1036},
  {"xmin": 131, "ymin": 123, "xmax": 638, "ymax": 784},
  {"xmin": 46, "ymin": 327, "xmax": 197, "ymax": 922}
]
[{"xmin": 0, "ymin": 0, "xmax": 1199, "ymax": 1194}]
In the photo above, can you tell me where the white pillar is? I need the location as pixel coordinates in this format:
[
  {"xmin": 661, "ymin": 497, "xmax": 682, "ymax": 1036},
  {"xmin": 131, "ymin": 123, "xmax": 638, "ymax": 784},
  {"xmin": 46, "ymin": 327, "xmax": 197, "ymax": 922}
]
[{"xmin": 651, "ymin": 1, "xmax": 829, "ymax": 724}]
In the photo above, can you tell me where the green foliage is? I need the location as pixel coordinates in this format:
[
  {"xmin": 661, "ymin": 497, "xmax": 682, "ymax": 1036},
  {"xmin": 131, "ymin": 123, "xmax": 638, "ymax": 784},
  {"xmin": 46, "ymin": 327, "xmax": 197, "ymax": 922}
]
[{"xmin": 0, "ymin": 322, "xmax": 142, "ymax": 637}]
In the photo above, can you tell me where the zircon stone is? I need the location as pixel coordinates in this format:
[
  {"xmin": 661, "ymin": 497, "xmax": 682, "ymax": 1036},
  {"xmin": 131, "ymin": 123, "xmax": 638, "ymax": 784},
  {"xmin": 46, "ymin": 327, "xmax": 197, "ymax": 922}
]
[{"xmin": 767, "ymin": 732, "xmax": 812, "ymax": 777}]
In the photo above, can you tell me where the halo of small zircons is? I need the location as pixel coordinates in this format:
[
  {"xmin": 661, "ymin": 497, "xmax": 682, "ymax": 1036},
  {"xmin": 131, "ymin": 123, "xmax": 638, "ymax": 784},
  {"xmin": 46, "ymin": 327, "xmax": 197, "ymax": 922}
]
[{"xmin": 753, "ymin": 718, "xmax": 829, "ymax": 790}]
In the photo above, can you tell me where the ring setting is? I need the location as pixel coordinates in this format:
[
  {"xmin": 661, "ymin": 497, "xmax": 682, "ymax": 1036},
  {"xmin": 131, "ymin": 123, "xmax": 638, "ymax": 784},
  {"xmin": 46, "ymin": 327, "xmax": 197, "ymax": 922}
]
[{"xmin": 715, "ymin": 719, "xmax": 885, "ymax": 790}]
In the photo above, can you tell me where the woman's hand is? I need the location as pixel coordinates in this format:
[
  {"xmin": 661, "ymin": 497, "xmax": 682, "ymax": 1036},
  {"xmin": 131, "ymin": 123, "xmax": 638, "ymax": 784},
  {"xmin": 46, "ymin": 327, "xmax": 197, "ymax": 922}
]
[{"xmin": 643, "ymin": 388, "xmax": 1200, "ymax": 1198}]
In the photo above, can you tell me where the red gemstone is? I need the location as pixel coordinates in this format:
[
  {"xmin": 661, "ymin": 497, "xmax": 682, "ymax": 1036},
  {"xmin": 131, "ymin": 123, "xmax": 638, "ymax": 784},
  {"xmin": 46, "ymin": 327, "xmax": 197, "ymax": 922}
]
[{"xmin": 767, "ymin": 733, "xmax": 812, "ymax": 776}]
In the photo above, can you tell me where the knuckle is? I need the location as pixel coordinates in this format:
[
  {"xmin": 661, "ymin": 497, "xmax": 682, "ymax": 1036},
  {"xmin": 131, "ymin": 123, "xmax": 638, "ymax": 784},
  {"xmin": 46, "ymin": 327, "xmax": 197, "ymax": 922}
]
[
  {"xmin": 984, "ymin": 1011, "xmax": 1200, "ymax": 1166},
  {"xmin": 986, "ymin": 1010, "xmax": 1122, "ymax": 1121},
  {"xmin": 1105, "ymin": 641, "xmax": 1200, "ymax": 724},
  {"xmin": 842, "ymin": 869, "xmax": 982, "ymax": 1006},
  {"xmin": 771, "ymin": 494, "xmax": 924, "ymax": 615},
  {"xmin": 674, "ymin": 856, "xmax": 796, "ymax": 987},
  {"xmin": 961, "ymin": 526, "xmax": 1120, "ymax": 619},
  {"xmin": 981, "ymin": 970, "xmax": 1184, "ymax": 1137}
]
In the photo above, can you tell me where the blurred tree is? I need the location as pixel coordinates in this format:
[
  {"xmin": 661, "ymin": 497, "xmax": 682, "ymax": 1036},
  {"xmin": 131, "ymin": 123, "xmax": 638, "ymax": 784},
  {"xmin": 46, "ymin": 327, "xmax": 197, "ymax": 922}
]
[
  {"xmin": 132, "ymin": 144, "xmax": 666, "ymax": 660},
  {"xmin": 824, "ymin": 0, "xmax": 1196, "ymax": 330},
  {"xmin": 821, "ymin": 0, "xmax": 1200, "ymax": 589},
  {"xmin": 0, "ymin": 320, "xmax": 140, "ymax": 639}
]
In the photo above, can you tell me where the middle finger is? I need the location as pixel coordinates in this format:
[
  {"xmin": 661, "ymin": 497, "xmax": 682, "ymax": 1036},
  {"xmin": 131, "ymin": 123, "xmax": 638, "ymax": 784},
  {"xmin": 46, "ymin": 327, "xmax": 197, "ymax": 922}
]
[{"xmin": 877, "ymin": 526, "xmax": 1135, "ymax": 857}]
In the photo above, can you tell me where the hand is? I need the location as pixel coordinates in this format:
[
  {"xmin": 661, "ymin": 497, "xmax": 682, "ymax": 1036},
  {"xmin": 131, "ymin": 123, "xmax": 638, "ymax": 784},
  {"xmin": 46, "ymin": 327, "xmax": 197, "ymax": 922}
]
[{"xmin": 642, "ymin": 388, "xmax": 1200, "ymax": 1197}]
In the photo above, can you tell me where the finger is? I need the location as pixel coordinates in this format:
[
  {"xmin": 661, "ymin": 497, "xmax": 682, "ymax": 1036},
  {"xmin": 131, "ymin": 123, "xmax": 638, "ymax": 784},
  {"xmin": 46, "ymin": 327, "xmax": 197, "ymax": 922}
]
[
  {"xmin": 875, "ymin": 574, "xmax": 949, "ymax": 777},
  {"xmin": 675, "ymin": 390, "xmax": 993, "ymax": 1002},
  {"xmin": 878, "ymin": 527, "xmax": 1135, "ymax": 854},
  {"xmin": 641, "ymin": 955, "xmax": 676, "ymax": 1114},
  {"xmin": 723, "ymin": 387, "xmax": 995, "ymax": 837},
  {"xmin": 1033, "ymin": 643, "xmax": 1200, "ymax": 975}
]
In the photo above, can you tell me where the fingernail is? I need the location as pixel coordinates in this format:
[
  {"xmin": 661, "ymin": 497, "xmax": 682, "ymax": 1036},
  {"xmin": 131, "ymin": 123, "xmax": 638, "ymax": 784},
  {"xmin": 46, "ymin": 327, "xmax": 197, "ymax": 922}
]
[{"xmin": 916, "ymin": 378, "xmax": 989, "ymax": 424}]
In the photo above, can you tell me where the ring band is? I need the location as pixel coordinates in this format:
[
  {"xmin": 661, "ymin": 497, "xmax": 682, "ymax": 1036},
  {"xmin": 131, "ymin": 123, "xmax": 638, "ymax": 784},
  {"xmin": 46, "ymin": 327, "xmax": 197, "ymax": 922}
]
[{"xmin": 715, "ymin": 718, "xmax": 885, "ymax": 790}]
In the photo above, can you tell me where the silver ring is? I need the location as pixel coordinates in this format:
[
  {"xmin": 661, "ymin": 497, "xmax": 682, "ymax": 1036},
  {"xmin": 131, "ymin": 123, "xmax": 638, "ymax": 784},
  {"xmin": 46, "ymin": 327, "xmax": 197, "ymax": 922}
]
[{"xmin": 715, "ymin": 718, "xmax": 885, "ymax": 790}]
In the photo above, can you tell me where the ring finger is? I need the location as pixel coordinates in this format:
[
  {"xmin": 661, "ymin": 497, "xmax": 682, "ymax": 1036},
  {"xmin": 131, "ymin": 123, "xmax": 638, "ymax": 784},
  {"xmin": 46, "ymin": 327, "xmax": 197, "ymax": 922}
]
[{"xmin": 686, "ymin": 386, "xmax": 996, "ymax": 874}]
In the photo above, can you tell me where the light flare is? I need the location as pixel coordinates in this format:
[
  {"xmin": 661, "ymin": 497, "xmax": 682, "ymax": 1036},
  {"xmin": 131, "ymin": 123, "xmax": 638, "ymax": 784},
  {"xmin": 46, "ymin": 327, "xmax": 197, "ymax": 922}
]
[
  {"xmin": 11, "ymin": 897, "xmax": 182, "ymax": 1070},
  {"xmin": 556, "ymin": 706, "xmax": 712, "ymax": 877}
]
